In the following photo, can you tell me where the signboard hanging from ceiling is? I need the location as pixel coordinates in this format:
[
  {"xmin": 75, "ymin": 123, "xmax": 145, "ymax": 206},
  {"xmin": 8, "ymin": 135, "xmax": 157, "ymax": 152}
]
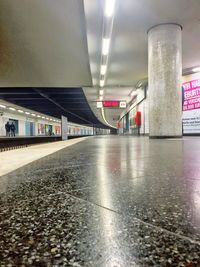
[
  {"xmin": 103, "ymin": 101, "xmax": 119, "ymax": 107},
  {"xmin": 96, "ymin": 101, "xmax": 126, "ymax": 109}
]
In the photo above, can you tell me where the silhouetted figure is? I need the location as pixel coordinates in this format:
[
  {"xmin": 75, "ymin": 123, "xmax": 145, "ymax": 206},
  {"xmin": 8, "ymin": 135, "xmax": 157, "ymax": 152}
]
[
  {"xmin": 10, "ymin": 122, "xmax": 16, "ymax": 137},
  {"xmin": 5, "ymin": 121, "xmax": 10, "ymax": 137}
]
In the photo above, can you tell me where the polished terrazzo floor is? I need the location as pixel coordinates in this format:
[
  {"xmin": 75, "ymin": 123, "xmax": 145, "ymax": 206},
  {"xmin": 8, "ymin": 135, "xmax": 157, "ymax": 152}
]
[{"xmin": 0, "ymin": 136, "xmax": 200, "ymax": 266}]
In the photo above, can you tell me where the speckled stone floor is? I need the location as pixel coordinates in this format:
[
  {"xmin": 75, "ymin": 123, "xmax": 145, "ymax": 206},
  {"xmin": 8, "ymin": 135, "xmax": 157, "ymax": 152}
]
[{"xmin": 0, "ymin": 136, "xmax": 200, "ymax": 266}]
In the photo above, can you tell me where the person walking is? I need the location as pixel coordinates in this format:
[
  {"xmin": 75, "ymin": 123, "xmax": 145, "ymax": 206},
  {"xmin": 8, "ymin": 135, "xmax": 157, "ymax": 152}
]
[
  {"xmin": 5, "ymin": 121, "xmax": 10, "ymax": 137},
  {"xmin": 10, "ymin": 122, "xmax": 16, "ymax": 137}
]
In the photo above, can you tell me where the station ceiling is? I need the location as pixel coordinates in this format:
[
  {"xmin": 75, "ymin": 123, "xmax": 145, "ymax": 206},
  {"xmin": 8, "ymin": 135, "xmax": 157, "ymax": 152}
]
[{"xmin": 0, "ymin": 0, "xmax": 200, "ymax": 128}]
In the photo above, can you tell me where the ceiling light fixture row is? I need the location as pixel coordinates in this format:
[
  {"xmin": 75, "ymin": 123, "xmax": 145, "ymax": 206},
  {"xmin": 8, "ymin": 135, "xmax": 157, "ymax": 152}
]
[
  {"xmin": 192, "ymin": 67, "xmax": 200, "ymax": 73},
  {"xmin": 0, "ymin": 103, "xmax": 60, "ymax": 123},
  {"xmin": 101, "ymin": 107, "xmax": 117, "ymax": 129},
  {"xmin": 99, "ymin": 0, "xmax": 116, "ymax": 101}
]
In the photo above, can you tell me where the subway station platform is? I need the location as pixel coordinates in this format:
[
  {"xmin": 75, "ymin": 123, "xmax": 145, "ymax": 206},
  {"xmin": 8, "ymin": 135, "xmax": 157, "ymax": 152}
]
[{"xmin": 0, "ymin": 136, "xmax": 200, "ymax": 266}]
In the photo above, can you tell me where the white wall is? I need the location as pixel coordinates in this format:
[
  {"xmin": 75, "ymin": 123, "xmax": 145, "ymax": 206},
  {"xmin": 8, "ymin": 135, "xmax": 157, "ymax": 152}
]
[
  {"xmin": 0, "ymin": 110, "xmax": 61, "ymax": 137},
  {"xmin": 19, "ymin": 119, "xmax": 26, "ymax": 135},
  {"xmin": 0, "ymin": 111, "xmax": 27, "ymax": 136}
]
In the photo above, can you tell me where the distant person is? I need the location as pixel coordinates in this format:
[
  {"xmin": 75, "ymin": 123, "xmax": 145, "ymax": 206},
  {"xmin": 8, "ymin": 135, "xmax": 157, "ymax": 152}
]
[
  {"xmin": 10, "ymin": 122, "xmax": 16, "ymax": 137},
  {"xmin": 5, "ymin": 121, "xmax": 10, "ymax": 137}
]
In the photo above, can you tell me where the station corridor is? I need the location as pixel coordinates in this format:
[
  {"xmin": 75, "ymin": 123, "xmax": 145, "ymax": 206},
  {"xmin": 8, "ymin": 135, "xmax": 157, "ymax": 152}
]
[{"xmin": 0, "ymin": 136, "xmax": 200, "ymax": 266}]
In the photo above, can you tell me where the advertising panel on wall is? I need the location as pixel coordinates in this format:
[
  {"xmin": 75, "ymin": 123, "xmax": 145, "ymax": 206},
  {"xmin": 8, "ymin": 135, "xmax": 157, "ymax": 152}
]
[
  {"xmin": 55, "ymin": 126, "xmax": 61, "ymax": 135},
  {"xmin": 45, "ymin": 124, "xmax": 53, "ymax": 135},
  {"xmin": 38, "ymin": 123, "xmax": 45, "ymax": 135},
  {"xmin": 182, "ymin": 78, "xmax": 200, "ymax": 134}
]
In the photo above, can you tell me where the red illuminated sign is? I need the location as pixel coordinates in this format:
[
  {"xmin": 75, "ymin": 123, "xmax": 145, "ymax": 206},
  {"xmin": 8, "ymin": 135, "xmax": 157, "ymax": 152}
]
[{"xmin": 103, "ymin": 101, "xmax": 119, "ymax": 108}]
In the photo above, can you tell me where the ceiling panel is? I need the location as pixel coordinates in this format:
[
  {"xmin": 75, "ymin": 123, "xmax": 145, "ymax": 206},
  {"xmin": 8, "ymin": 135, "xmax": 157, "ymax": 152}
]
[
  {"xmin": 106, "ymin": 0, "xmax": 200, "ymax": 86},
  {"xmin": 0, "ymin": 0, "xmax": 92, "ymax": 87},
  {"xmin": 83, "ymin": 0, "xmax": 104, "ymax": 87},
  {"xmin": 84, "ymin": 0, "xmax": 200, "ymax": 87},
  {"xmin": 83, "ymin": 0, "xmax": 200, "ymax": 125}
]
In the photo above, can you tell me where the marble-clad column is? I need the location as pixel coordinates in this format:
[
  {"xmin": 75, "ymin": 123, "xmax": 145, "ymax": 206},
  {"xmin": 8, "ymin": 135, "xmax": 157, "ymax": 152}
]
[{"xmin": 148, "ymin": 24, "xmax": 182, "ymax": 138}]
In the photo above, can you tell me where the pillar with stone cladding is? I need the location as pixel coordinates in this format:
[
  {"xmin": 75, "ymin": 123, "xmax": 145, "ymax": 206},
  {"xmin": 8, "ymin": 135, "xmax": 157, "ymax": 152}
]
[{"xmin": 148, "ymin": 23, "xmax": 182, "ymax": 138}]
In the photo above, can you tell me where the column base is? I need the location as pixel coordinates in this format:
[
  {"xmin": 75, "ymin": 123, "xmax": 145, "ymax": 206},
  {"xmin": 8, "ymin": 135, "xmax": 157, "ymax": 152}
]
[{"xmin": 149, "ymin": 135, "xmax": 182, "ymax": 139}]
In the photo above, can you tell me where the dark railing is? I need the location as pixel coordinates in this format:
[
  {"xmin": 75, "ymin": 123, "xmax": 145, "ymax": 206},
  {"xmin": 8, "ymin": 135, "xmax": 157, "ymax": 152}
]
[
  {"xmin": 0, "ymin": 136, "xmax": 62, "ymax": 152},
  {"xmin": 0, "ymin": 135, "xmax": 91, "ymax": 152}
]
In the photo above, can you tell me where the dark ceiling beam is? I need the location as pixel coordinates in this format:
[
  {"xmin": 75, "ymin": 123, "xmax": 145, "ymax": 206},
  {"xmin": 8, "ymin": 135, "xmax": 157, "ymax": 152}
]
[
  {"xmin": 61, "ymin": 108, "xmax": 91, "ymax": 111},
  {"xmin": 16, "ymin": 103, "xmax": 91, "ymax": 110},
  {"xmin": 5, "ymin": 97, "xmax": 45, "ymax": 100},
  {"xmin": 43, "ymin": 92, "xmax": 83, "ymax": 95},
  {"xmin": 34, "ymin": 89, "xmax": 96, "ymax": 126},
  {"xmin": 0, "ymin": 92, "xmax": 38, "ymax": 95},
  {"xmin": 0, "ymin": 91, "xmax": 83, "ymax": 95}
]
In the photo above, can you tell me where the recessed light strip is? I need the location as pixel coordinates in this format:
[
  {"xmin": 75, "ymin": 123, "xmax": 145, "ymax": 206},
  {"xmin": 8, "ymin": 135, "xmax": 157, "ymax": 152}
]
[
  {"xmin": 0, "ymin": 102, "xmax": 61, "ymax": 123},
  {"xmin": 9, "ymin": 107, "xmax": 16, "ymax": 111},
  {"xmin": 105, "ymin": 0, "xmax": 115, "ymax": 17},
  {"xmin": 101, "ymin": 108, "xmax": 117, "ymax": 129},
  {"xmin": 0, "ymin": 104, "xmax": 6, "ymax": 108},
  {"xmin": 100, "ymin": 64, "xmax": 107, "ymax": 75},
  {"xmin": 99, "ymin": 89, "xmax": 104, "ymax": 96},
  {"xmin": 98, "ymin": 0, "xmax": 116, "ymax": 103},
  {"xmin": 102, "ymin": 38, "xmax": 110, "ymax": 56},
  {"xmin": 100, "ymin": 80, "xmax": 105, "ymax": 87},
  {"xmin": 192, "ymin": 67, "xmax": 200, "ymax": 73}
]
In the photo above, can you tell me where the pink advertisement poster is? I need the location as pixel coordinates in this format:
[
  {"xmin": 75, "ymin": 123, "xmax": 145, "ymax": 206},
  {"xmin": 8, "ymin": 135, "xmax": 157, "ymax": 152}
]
[
  {"xmin": 182, "ymin": 79, "xmax": 200, "ymax": 111},
  {"xmin": 182, "ymin": 79, "xmax": 200, "ymax": 134}
]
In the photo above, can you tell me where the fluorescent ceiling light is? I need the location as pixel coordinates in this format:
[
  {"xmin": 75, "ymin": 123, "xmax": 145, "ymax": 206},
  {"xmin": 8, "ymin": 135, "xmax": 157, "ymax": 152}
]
[
  {"xmin": 105, "ymin": 0, "xmax": 115, "ymax": 17},
  {"xmin": 18, "ymin": 109, "xmax": 24, "ymax": 113},
  {"xmin": 99, "ymin": 90, "xmax": 104, "ymax": 96},
  {"xmin": 100, "ymin": 80, "xmax": 105, "ymax": 87},
  {"xmin": 0, "ymin": 104, "xmax": 6, "ymax": 108},
  {"xmin": 31, "ymin": 113, "xmax": 36, "ymax": 117},
  {"xmin": 42, "ymin": 116, "xmax": 45, "ymax": 119},
  {"xmin": 50, "ymin": 118, "xmax": 53, "ymax": 121},
  {"xmin": 102, "ymin": 38, "xmax": 110, "ymax": 55},
  {"xmin": 45, "ymin": 117, "xmax": 49, "ymax": 120},
  {"xmin": 25, "ymin": 112, "xmax": 30, "ymax": 115},
  {"xmin": 192, "ymin": 67, "xmax": 200, "ymax": 73},
  {"xmin": 100, "ymin": 96, "xmax": 103, "ymax": 101},
  {"xmin": 37, "ymin": 115, "xmax": 41, "ymax": 118},
  {"xmin": 9, "ymin": 107, "xmax": 16, "ymax": 111},
  {"xmin": 101, "ymin": 65, "xmax": 107, "ymax": 75}
]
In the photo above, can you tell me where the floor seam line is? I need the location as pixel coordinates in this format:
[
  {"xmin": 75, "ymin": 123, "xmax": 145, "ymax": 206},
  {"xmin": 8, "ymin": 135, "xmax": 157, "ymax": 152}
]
[{"xmin": 64, "ymin": 192, "xmax": 200, "ymax": 246}]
